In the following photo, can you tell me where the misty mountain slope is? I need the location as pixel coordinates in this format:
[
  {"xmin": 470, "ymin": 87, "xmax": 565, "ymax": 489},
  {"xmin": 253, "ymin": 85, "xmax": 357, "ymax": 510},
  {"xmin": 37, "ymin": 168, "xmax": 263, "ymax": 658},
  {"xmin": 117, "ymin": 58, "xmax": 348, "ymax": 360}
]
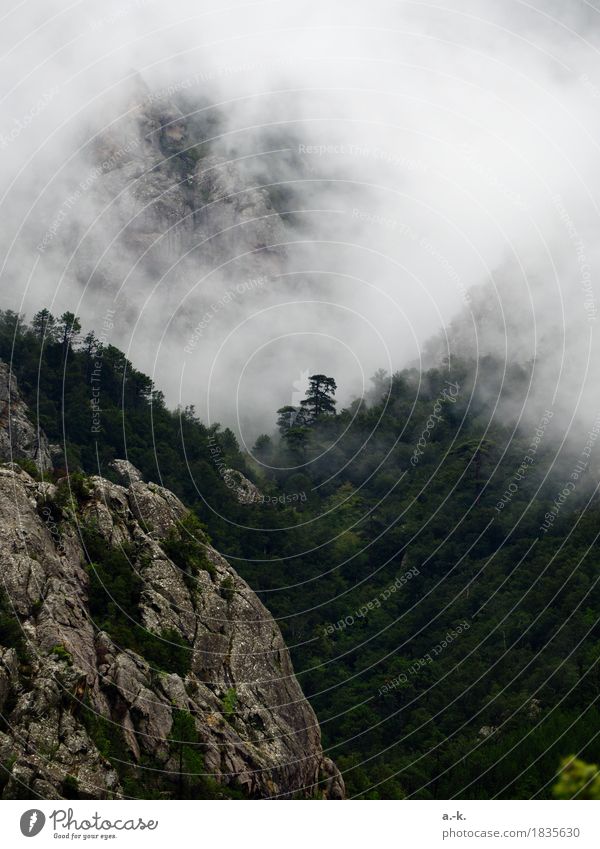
[
  {"xmin": 72, "ymin": 78, "xmax": 290, "ymax": 322},
  {"xmin": 0, "ymin": 364, "xmax": 343, "ymax": 800},
  {"xmin": 418, "ymin": 268, "xmax": 600, "ymax": 445}
]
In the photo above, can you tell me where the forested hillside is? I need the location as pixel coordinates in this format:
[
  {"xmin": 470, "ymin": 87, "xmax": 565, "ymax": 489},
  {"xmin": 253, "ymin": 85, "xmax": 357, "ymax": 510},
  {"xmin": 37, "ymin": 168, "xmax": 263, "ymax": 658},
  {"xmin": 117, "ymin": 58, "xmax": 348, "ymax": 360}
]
[{"xmin": 2, "ymin": 308, "xmax": 599, "ymax": 799}]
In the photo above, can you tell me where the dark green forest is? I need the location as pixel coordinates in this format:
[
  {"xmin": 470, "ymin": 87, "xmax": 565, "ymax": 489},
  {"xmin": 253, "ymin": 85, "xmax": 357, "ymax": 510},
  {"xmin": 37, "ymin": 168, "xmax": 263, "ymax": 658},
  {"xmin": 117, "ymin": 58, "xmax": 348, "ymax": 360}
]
[{"xmin": 1, "ymin": 308, "xmax": 600, "ymax": 799}]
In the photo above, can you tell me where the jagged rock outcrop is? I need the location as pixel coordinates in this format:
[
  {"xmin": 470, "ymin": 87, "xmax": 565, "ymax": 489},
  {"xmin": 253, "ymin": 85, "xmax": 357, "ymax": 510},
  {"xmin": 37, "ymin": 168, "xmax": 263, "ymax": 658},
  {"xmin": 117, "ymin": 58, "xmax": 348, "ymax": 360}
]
[
  {"xmin": 0, "ymin": 362, "xmax": 52, "ymax": 473},
  {"xmin": 0, "ymin": 461, "xmax": 343, "ymax": 800},
  {"xmin": 224, "ymin": 468, "xmax": 262, "ymax": 505},
  {"xmin": 108, "ymin": 458, "xmax": 144, "ymax": 485}
]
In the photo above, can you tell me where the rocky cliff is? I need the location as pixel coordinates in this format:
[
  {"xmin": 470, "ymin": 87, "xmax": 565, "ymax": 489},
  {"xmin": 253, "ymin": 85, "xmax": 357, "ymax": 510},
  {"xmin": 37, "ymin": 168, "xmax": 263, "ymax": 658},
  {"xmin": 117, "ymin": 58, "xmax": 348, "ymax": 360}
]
[
  {"xmin": 0, "ymin": 362, "xmax": 52, "ymax": 474},
  {"xmin": 0, "ymin": 366, "xmax": 343, "ymax": 800}
]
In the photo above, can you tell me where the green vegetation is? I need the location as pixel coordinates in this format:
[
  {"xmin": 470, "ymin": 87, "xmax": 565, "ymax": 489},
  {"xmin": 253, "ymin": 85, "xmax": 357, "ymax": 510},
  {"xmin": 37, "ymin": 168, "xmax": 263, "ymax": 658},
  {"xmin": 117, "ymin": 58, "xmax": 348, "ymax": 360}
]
[
  {"xmin": 220, "ymin": 577, "xmax": 235, "ymax": 603},
  {"xmin": 81, "ymin": 703, "xmax": 160, "ymax": 799},
  {"xmin": 0, "ymin": 757, "xmax": 16, "ymax": 795},
  {"xmin": 553, "ymin": 757, "xmax": 600, "ymax": 799},
  {"xmin": 15, "ymin": 458, "xmax": 41, "ymax": 480},
  {"xmin": 51, "ymin": 644, "xmax": 73, "ymax": 665},
  {"xmin": 249, "ymin": 362, "xmax": 600, "ymax": 799},
  {"xmin": 83, "ymin": 705, "xmax": 126, "ymax": 763},
  {"xmin": 276, "ymin": 373, "xmax": 337, "ymax": 457},
  {"xmin": 221, "ymin": 688, "xmax": 238, "ymax": 720},
  {"xmin": 51, "ymin": 471, "xmax": 92, "ymax": 514},
  {"xmin": 162, "ymin": 511, "xmax": 214, "ymax": 582},
  {"xmin": 61, "ymin": 774, "xmax": 80, "ymax": 799}
]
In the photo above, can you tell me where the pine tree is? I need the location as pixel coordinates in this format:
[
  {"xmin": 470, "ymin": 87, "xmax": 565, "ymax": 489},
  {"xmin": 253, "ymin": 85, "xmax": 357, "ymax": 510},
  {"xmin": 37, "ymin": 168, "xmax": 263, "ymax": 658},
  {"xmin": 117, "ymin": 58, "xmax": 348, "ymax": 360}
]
[
  {"xmin": 300, "ymin": 374, "xmax": 337, "ymax": 422},
  {"xmin": 82, "ymin": 331, "xmax": 99, "ymax": 360},
  {"xmin": 58, "ymin": 312, "xmax": 82, "ymax": 353},
  {"xmin": 32, "ymin": 309, "xmax": 57, "ymax": 342}
]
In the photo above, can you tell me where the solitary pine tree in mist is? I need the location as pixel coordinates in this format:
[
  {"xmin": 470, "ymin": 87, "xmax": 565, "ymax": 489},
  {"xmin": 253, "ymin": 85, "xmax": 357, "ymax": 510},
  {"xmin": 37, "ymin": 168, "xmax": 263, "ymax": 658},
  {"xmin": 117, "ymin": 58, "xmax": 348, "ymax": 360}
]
[
  {"xmin": 300, "ymin": 374, "xmax": 337, "ymax": 422},
  {"xmin": 273, "ymin": 375, "xmax": 337, "ymax": 458}
]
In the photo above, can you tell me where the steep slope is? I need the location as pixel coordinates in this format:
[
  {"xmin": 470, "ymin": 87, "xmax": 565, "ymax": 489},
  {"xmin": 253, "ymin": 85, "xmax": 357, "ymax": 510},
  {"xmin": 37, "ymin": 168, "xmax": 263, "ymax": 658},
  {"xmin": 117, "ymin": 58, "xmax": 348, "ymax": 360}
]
[{"xmin": 0, "ymin": 365, "xmax": 343, "ymax": 800}]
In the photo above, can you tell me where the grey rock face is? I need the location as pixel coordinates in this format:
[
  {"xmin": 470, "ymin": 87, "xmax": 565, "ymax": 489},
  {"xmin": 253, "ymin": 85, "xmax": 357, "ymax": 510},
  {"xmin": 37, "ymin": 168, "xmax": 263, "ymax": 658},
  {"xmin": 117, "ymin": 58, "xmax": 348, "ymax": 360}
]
[
  {"xmin": 0, "ymin": 362, "xmax": 52, "ymax": 473},
  {"xmin": 0, "ymin": 462, "xmax": 343, "ymax": 800},
  {"xmin": 84, "ymin": 85, "xmax": 288, "ymax": 311},
  {"xmin": 193, "ymin": 153, "xmax": 288, "ymax": 280},
  {"xmin": 223, "ymin": 468, "xmax": 262, "ymax": 504},
  {"xmin": 108, "ymin": 458, "xmax": 144, "ymax": 485}
]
